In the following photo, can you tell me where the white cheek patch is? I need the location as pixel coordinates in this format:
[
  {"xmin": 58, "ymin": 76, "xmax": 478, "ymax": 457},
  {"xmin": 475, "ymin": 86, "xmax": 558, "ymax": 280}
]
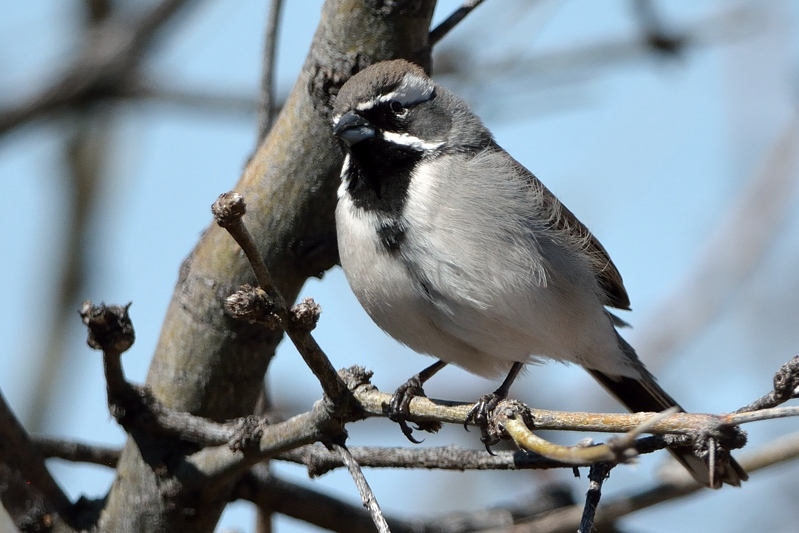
[{"xmin": 381, "ymin": 130, "xmax": 444, "ymax": 152}]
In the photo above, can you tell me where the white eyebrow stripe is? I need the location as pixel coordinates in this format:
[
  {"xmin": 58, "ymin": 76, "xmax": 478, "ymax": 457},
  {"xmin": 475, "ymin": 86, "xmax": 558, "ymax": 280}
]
[
  {"xmin": 355, "ymin": 99, "xmax": 380, "ymax": 111},
  {"xmin": 354, "ymin": 73, "xmax": 434, "ymax": 112},
  {"xmin": 379, "ymin": 74, "xmax": 434, "ymax": 106},
  {"xmin": 381, "ymin": 130, "xmax": 444, "ymax": 152}
]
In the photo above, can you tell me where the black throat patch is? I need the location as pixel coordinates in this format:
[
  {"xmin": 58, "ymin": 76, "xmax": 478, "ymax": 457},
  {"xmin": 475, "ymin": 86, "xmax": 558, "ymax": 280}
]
[
  {"xmin": 346, "ymin": 138, "xmax": 421, "ymax": 214},
  {"xmin": 344, "ymin": 137, "xmax": 424, "ymax": 253}
]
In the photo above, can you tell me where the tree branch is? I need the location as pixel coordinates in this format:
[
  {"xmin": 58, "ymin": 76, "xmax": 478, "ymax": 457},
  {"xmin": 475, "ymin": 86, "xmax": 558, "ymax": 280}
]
[
  {"xmin": 257, "ymin": 0, "xmax": 285, "ymax": 141},
  {"xmin": 278, "ymin": 443, "xmax": 565, "ymax": 477},
  {"xmin": 482, "ymin": 432, "xmax": 799, "ymax": 533},
  {"xmin": 101, "ymin": 2, "xmax": 437, "ymax": 530},
  {"xmin": 34, "ymin": 437, "xmax": 120, "ymax": 468},
  {"xmin": 0, "ymin": 391, "xmax": 76, "ymax": 532},
  {"xmin": 429, "ymin": 0, "xmax": 487, "ymax": 46},
  {"xmin": 578, "ymin": 463, "xmax": 612, "ymax": 533},
  {"xmin": 0, "ymin": 0, "xmax": 196, "ymax": 137},
  {"xmin": 212, "ymin": 192, "xmax": 350, "ymax": 403},
  {"xmin": 332, "ymin": 442, "xmax": 390, "ymax": 533},
  {"xmin": 235, "ymin": 468, "xmax": 419, "ymax": 533}
]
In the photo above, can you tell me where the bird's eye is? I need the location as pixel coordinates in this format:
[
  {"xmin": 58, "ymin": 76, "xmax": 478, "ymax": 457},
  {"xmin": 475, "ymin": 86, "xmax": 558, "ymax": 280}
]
[{"xmin": 390, "ymin": 101, "xmax": 408, "ymax": 117}]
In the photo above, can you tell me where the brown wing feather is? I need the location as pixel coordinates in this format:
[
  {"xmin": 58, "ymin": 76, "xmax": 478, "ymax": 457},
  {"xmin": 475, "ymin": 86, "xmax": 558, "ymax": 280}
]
[
  {"xmin": 543, "ymin": 191, "xmax": 631, "ymax": 310},
  {"xmin": 494, "ymin": 143, "xmax": 631, "ymax": 310}
]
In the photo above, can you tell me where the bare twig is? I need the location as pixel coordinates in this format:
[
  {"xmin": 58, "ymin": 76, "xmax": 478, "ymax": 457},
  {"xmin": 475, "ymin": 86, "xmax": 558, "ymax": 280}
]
[
  {"xmin": 34, "ymin": 437, "xmax": 120, "ymax": 468},
  {"xmin": 76, "ymin": 299, "xmax": 349, "ymax": 468},
  {"xmin": 79, "ymin": 301, "xmax": 244, "ymax": 446},
  {"xmin": 735, "ymin": 355, "xmax": 799, "ymax": 413},
  {"xmin": 727, "ymin": 406, "xmax": 799, "ymax": 425},
  {"xmin": 212, "ymin": 192, "xmax": 350, "ymax": 402},
  {"xmin": 332, "ymin": 443, "xmax": 391, "ymax": 533},
  {"xmin": 257, "ymin": 0, "xmax": 284, "ymax": 141},
  {"xmin": 0, "ymin": 391, "xmax": 75, "ymax": 532},
  {"xmin": 247, "ymin": 432, "xmax": 799, "ymax": 533},
  {"xmin": 481, "ymin": 432, "xmax": 799, "ymax": 533},
  {"xmin": 351, "ymin": 383, "xmax": 751, "ymax": 437},
  {"xmin": 494, "ymin": 401, "xmax": 676, "ymax": 466},
  {"xmin": 578, "ymin": 463, "xmax": 612, "ymax": 533},
  {"xmin": 235, "ymin": 468, "xmax": 418, "ymax": 533},
  {"xmin": 279, "ymin": 443, "xmax": 564, "ymax": 476},
  {"xmin": 236, "ymin": 462, "xmax": 574, "ymax": 533},
  {"xmin": 184, "ymin": 399, "xmax": 344, "ymax": 483},
  {"xmin": 429, "ymin": 0, "xmax": 488, "ymax": 46}
]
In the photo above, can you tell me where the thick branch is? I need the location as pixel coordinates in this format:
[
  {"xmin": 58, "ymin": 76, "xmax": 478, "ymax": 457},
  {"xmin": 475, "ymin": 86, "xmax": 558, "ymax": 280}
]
[{"xmin": 101, "ymin": 3, "xmax": 437, "ymax": 530}]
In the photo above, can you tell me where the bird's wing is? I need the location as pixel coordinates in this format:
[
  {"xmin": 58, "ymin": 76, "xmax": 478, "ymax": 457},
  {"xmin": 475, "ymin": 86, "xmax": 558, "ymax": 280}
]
[{"xmin": 494, "ymin": 143, "xmax": 631, "ymax": 310}]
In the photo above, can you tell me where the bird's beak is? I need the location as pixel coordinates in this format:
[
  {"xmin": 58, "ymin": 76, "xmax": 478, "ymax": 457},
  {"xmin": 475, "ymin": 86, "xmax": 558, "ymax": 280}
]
[{"xmin": 333, "ymin": 111, "xmax": 376, "ymax": 146}]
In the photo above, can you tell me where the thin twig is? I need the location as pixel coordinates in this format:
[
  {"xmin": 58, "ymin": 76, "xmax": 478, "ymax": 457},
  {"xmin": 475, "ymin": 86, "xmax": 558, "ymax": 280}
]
[
  {"xmin": 485, "ymin": 432, "xmax": 799, "ymax": 533},
  {"xmin": 735, "ymin": 355, "xmax": 799, "ymax": 413},
  {"xmin": 79, "ymin": 301, "xmax": 246, "ymax": 446},
  {"xmin": 351, "ymin": 383, "xmax": 751, "ymax": 436},
  {"xmin": 235, "ymin": 468, "xmax": 418, "ymax": 533},
  {"xmin": 34, "ymin": 437, "xmax": 120, "ymax": 467},
  {"xmin": 257, "ymin": 0, "xmax": 284, "ymax": 142},
  {"xmin": 496, "ymin": 401, "xmax": 677, "ymax": 466},
  {"xmin": 332, "ymin": 443, "xmax": 391, "ymax": 533},
  {"xmin": 429, "ymin": 0, "xmax": 487, "ymax": 46},
  {"xmin": 212, "ymin": 192, "xmax": 349, "ymax": 402},
  {"xmin": 578, "ymin": 462, "xmax": 612, "ymax": 533},
  {"xmin": 727, "ymin": 406, "xmax": 799, "ymax": 425}
]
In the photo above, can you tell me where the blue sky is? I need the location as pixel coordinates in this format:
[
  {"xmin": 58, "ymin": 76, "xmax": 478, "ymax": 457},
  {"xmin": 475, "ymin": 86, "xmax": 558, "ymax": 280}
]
[{"xmin": 2, "ymin": 1, "xmax": 799, "ymax": 531}]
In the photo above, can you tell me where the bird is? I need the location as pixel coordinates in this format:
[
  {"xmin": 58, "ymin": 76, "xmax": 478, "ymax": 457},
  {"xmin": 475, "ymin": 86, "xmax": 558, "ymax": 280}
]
[{"xmin": 331, "ymin": 59, "xmax": 746, "ymax": 488}]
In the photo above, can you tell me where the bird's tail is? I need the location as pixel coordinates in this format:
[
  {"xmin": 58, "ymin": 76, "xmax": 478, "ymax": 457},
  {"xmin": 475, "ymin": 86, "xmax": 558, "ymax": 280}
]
[{"xmin": 588, "ymin": 337, "xmax": 747, "ymax": 488}]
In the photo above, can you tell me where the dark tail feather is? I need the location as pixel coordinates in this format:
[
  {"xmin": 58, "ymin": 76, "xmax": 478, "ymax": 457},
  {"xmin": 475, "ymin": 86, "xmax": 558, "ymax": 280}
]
[{"xmin": 589, "ymin": 339, "xmax": 747, "ymax": 488}]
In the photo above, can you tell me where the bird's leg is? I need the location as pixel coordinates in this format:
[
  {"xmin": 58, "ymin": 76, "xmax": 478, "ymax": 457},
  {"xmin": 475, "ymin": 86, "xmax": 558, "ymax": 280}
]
[
  {"xmin": 389, "ymin": 360, "xmax": 448, "ymax": 443},
  {"xmin": 466, "ymin": 362, "xmax": 524, "ymax": 451}
]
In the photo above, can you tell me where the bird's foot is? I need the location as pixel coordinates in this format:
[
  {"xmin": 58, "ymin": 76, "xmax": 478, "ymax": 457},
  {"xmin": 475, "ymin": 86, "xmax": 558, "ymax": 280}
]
[
  {"xmin": 465, "ymin": 391, "xmax": 506, "ymax": 453},
  {"xmin": 389, "ymin": 375, "xmax": 443, "ymax": 443}
]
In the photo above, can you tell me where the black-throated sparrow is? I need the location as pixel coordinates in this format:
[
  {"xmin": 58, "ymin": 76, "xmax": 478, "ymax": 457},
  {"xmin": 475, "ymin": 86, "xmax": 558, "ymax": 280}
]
[{"xmin": 332, "ymin": 59, "xmax": 746, "ymax": 488}]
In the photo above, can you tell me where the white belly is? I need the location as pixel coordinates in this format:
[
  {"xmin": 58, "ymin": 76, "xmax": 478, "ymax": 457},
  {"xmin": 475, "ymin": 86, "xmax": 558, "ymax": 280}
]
[{"xmin": 335, "ymin": 157, "xmax": 640, "ymax": 380}]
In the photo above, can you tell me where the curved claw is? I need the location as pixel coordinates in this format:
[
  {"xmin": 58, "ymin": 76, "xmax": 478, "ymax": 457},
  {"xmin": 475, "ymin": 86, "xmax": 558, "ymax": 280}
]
[
  {"xmin": 482, "ymin": 439, "xmax": 497, "ymax": 456},
  {"xmin": 465, "ymin": 392, "xmax": 505, "ymax": 452},
  {"xmin": 388, "ymin": 374, "xmax": 441, "ymax": 442},
  {"xmin": 396, "ymin": 417, "xmax": 424, "ymax": 444}
]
